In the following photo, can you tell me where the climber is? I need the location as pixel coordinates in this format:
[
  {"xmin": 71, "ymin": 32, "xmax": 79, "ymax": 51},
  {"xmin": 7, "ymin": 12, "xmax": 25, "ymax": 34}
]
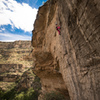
[{"xmin": 56, "ymin": 24, "xmax": 61, "ymax": 35}]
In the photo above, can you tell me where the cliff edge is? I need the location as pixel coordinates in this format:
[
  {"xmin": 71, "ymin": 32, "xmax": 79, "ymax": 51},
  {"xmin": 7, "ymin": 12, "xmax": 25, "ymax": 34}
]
[{"xmin": 32, "ymin": 0, "xmax": 100, "ymax": 100}]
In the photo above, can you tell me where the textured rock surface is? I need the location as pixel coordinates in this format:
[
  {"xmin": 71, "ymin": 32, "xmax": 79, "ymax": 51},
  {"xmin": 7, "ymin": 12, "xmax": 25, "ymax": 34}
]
[{"xmin": 32, "ymin": 0, "xmax": 100, "ymax": 100}]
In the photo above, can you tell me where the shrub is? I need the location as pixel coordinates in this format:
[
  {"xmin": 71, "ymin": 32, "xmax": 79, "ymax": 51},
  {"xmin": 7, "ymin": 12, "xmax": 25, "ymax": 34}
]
[
  {"xmin": 0, "ymin": 89, "xmax": 3, "ymax": 98},
  {"xmin": 15, "ymin": 92, "xmax": 25, "ymax": 100},
  {"xmin": 1, "ymin": 88, "xmax": 39, "ymax": 100},
  {"xmin": 15, "ymin": 88, "xmax": 39, "ymax": 100},
  {"xmin": 43, "ymin": 91, "xmax": 66, "ymax": 100}
]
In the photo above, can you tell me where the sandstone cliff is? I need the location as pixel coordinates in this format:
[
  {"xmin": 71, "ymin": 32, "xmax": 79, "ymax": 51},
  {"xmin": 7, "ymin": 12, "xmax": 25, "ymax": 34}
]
[{"xmin": 32, "ymin": 0, "xmax": 100, "ymax": 100}]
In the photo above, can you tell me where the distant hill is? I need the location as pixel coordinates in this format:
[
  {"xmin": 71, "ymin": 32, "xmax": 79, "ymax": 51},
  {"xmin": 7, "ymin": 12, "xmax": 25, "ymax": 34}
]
[
  {"xmin": 0, "ymin": 40, "xmax": 32, "ymax": 49},
  {"xmin": 0, "ymin": 41, "xmax": 41, "ymax": 100},
  {"xmin": 0, "ymin": 40, "xmax": 33, "ymax": 66},
  {"xmin": 0, "ymin": 40, "xmax": 33, "ymax": 91}
]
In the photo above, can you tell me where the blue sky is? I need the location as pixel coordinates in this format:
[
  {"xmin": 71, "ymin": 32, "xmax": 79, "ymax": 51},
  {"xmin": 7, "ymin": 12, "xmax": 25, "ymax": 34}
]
[{"xmin": 0, "ymin": 0, "xmax": 47, "ymax": 42}]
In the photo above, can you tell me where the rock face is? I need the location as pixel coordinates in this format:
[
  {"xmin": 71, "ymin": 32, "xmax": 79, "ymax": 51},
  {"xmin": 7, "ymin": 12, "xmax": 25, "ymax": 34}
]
[{"xmin": 32, "ymin": 0, "xmax": 100, "ymax": 100}]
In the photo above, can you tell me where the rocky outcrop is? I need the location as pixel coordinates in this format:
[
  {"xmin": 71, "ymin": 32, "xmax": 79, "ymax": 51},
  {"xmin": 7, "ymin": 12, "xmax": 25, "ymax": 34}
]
[
  {"xmin": 16, "ymin": 68, "xmax": 41, "ymax": 92},
  {"xmin": 32, "ymin": 0, "xmax": 100, "ymax": 100}
]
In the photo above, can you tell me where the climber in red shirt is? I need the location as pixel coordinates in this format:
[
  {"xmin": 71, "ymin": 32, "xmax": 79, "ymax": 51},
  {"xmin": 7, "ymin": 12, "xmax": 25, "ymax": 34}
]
[{"xmin": 56, "ymin": 24, "xmax": 61, "ymax": 35}]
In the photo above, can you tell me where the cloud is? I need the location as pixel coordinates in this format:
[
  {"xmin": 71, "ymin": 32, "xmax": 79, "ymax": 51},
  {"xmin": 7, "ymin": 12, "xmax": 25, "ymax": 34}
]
[
  {"xmin": 0, "ymin": 33, "xmax": 31, "ymax": 42},
  {"xmin": 0, "ymin": 0, "xmax": 38, "ymax": 32},
  {"xmin": 0, "ymin": 27, "xmax": 5, "ymax": 32}
]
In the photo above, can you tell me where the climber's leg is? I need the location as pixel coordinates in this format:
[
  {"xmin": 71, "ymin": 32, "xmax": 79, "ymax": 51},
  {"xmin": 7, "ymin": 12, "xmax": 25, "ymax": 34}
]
[{"xmin": 58, "ymin": 30, "xmax": 61, "ymax": 35}]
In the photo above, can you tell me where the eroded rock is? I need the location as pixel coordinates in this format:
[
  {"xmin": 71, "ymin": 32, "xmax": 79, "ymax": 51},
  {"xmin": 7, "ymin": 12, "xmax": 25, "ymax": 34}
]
[{"xmin": 32, "ymin": 0, "xmax": 100, "ymax": 100}]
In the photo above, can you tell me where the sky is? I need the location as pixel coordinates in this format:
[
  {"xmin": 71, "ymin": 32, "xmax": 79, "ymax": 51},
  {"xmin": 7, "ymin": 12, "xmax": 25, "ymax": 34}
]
[{"xmin": 0, "ymin": 0, "xmax": 47, "ymax": 42}]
